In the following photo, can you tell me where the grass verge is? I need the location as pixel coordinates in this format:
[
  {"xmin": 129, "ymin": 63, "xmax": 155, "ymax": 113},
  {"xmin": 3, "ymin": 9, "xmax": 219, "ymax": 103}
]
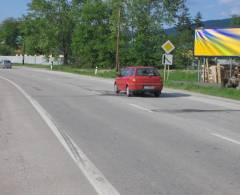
[
  {"xmin": 14, "ymin": 63, "xmax": 50, "ymax": 69},
  {"xmin": 52, "ymin": 65, "xmax": 116, "ymax": 78},
  {"xmin": 165, "ymin": 81, "xmax": 240, "ymax": 101}
]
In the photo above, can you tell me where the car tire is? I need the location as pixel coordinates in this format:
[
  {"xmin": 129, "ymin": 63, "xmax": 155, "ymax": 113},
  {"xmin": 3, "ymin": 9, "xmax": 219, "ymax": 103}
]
[
  {"xmin": 154, "ymin": 91, "xmax": 161, "ymax": 97},
  {"xmin": 114, "ymin": 83, "xmax": 120, "ymax": 94},
  {"xmin": 126, "ymin": 86, "xmax": 131, "ymax": 97}
]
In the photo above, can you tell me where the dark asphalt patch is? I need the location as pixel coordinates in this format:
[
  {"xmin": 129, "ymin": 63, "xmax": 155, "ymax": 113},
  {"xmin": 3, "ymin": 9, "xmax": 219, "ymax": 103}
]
[{"xmin": 151, "ymin": 109, "xmax": 240, "ymax": 113}]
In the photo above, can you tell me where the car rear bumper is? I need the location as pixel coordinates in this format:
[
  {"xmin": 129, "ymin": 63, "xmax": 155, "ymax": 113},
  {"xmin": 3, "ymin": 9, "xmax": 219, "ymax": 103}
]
[
  {"xmin": 130, "ymin": 89, "xmax": 161, "ymax": 95},
  {"xmin": 129, "ymin": 84, "xmax": 163, "ymax": 92}
]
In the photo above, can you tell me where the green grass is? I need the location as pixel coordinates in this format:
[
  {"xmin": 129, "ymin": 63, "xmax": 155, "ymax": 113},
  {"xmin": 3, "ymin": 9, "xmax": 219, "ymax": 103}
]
[
  {"xmin": 52, "ymin": 65, "xmax": 116, "ymax": 78},
  {"xmin": 14, "ymin": 63, "xmax": 50, "ymax": 69},
  {"xmin": 14, "ymin": 64, "xmax": 240, "ymax": 101},
  {"xmin": 166, "ymin": 70, "xmax": 198, "ymax": 82},
  {"xmin": 165, "ymin": 81, "xmax": 240, "ymax": 100}
]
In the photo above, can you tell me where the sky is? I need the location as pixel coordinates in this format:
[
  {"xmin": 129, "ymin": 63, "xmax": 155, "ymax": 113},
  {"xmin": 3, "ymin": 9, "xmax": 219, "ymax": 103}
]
[
  {"xmin": 0, "ymin": 0, "xmax": 239, "ymax": 22},
  {"xmin": 188, "ymin": 0, "xmax": 240, "ymax": 20}
]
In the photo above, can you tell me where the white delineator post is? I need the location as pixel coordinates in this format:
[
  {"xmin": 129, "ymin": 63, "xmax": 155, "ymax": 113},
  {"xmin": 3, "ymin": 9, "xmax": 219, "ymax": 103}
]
[{"xmin": 95, "ymin": 66, "xmax": 98, "ymax": 75}]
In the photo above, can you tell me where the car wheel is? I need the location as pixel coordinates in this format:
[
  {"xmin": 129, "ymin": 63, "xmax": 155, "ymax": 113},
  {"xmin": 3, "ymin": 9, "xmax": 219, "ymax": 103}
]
[
  {"xmin": 126, "ymin": 86, "xmax": 131, "ymax": 97},
  {"xmin": 114, "ymin": 83, "xmax": 120, "ymax": 94},
  {"xmin": 154, "ymin": 91, "xmax": 161, "ymax": 97}
]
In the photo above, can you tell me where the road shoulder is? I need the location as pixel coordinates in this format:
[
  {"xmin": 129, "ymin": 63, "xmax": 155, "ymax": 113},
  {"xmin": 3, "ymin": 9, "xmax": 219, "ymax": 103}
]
[{"xmin": 0, "ymin": 76, "xmax": 97, "ymax": 195}]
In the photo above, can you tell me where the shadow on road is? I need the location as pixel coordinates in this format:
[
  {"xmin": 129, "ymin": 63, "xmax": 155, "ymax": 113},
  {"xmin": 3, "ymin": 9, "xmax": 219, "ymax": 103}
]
[
  {"xmin": 160, "ymin": 92, "xmax": 191, "ymax": 98},
  {"xmin": 97, "ymin": 91, "xmax": 191, "ymax": 98},
  {"xmin": 151, "ymin": 109, "xmax": 240, "ymax": 113},
  {"xmin": 132, "ymin": 92, "xmax": 191, "ymax": 98},
  {"xmin": 98, "ymin": 90, "xmax": 118, "ymax": 96}
]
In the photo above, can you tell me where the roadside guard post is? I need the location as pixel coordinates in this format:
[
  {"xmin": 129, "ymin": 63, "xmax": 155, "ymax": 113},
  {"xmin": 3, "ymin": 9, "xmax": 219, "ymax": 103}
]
[
  {"xmin": 161, "ymin": 40, "xmax": 175, "ymax": 82},
  {"xmin": 49, "ymin": 54, "xmax": 53, "ymax": 70},
  {"xmin": 95, "ymin": 66, "xmax": 98, "ymax": 75}
]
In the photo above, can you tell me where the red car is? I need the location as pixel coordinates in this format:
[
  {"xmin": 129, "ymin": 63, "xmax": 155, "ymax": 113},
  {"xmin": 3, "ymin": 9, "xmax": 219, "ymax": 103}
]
[{"xmin": 114, "ymin": 66, "xmax": 163, "ymax": 97}]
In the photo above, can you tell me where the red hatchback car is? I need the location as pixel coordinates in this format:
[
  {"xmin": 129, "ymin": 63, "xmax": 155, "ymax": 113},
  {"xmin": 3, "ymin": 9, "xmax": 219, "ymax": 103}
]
[{"xmin": 114, "ymin": 66, "xmax": 163, "ymax": 97}]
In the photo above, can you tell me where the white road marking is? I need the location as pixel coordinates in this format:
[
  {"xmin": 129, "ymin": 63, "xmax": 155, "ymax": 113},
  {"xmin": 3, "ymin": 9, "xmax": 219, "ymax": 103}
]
[
  {"xmin": 211, "ymin": 133, "xmax": 240, "ymax": 145},
  {"xmin": 129, "ymin": 103, "xmax": 153, "ymax": 113},
  {"xmin": 0, "ymin": 76, "xmax": 120, "ymax": 195}
]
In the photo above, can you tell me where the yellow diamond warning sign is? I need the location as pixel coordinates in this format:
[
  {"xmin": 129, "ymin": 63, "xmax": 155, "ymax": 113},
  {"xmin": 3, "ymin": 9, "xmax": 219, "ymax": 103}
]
[{"xmin": 161, "ymin": 40, "xmax": 175, "ymax": 54}]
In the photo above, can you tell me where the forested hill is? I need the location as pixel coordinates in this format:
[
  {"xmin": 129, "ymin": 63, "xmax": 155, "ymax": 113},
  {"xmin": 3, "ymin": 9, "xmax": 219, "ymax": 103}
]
[{"xmin": 165, "ymin": 18, "xmax": 233, "ymax": 34}]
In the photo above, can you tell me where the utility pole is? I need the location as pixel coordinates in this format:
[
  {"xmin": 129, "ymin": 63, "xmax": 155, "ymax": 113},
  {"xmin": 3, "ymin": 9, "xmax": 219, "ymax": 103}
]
[
  {"xmin": 16, "ymin": 35, "xmax": 25, "ymax": 65},
  {"xmin": 115, "ymin": 7, "xmax": 121, "ymax": 73}
]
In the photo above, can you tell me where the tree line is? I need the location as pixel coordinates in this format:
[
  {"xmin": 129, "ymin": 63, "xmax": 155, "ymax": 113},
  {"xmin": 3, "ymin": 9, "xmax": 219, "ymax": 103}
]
[{"xmin": 0, "ymin": 0, "xmax": 238, "ymax": 69}]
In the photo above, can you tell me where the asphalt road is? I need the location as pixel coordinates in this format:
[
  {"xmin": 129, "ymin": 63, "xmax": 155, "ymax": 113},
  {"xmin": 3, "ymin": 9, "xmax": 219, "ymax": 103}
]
[{"xmin": 0, "ymin": 67, "xmax": 240, "ymax": 195}]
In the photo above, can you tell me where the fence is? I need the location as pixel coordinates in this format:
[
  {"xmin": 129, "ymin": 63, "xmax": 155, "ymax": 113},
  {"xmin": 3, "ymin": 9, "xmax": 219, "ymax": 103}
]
[{"xmin": 0, "ymin": 55, "xmax": 63, "ymax": 65}]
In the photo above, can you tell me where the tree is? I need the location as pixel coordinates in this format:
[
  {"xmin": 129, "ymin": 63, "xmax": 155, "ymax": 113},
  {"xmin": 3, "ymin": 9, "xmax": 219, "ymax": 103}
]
[
  {"xmin": 107, "ymin": 0, "xmax": 184, "ymax": 67},
  {"xmin": 20, "ymin": 15, "xmax": 47, "ymax": 55},
  {"xmin": 71, "ymin": 0, "xmax": 113, "ymax": 68},
  {"xmin": 174, "ymin": 4, "xmax": 194, "ymax": 68},
  {"xmin": 176, "ymin": 4, "xmax": 192, "ymax": 32},
  {"xmin": 26, "ymin": 0, "xmax": 74, "ymax": 64},
  {"xmin": 107, "ymin": 0, "xmax": 135, "ymax": 68},
  {"xmin": 4, "ymin": 0, "xmax": 185, "ymax": 68},
  {"xmin": 0, "ymin": 18, "xmax": 21, "ymax": 55},
  {"xmin": 231, "ymin": 15, "xmax": 240, "ymax": 27},
  {"xmin": 194, "ymin": 12, "xmax": 204, "ymax": 29}
]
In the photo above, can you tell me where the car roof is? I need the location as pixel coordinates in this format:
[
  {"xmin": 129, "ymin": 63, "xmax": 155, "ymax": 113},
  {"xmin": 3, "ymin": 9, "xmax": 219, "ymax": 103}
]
[{"xmin": 123, "ymin": 66, "xmax": 156, "ymax": 69}]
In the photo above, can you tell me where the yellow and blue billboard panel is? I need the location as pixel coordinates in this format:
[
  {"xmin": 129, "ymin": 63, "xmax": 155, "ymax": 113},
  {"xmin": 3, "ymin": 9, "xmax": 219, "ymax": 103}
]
[{"xmin": 194, "ymin": 28, "xmax": 240, "ymax": 57}]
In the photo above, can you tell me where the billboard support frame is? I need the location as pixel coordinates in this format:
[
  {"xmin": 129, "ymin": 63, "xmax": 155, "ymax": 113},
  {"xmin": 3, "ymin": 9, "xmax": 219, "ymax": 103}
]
[
  {"xmin": 229, "ymin": 57, "xmax": 233, "ymax": 78},
  {"xmin": 197, "ymin": 57, "xmax": 201, "ymax": 83}
]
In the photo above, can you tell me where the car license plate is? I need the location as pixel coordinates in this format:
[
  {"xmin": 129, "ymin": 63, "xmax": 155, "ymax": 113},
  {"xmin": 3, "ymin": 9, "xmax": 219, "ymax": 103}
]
[{"xmin": 144, "ymin": 86, "xmax": 154, "ymax": 89}]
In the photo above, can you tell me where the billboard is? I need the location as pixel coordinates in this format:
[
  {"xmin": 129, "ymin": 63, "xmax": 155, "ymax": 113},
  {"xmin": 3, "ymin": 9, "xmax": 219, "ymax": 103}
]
[{"xmin": 194, "ymin": 28, "xmax": 240, "ymax": 57}]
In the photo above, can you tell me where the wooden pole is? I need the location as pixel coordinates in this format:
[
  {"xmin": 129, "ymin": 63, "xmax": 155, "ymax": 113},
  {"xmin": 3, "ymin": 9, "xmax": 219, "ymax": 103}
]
[
  {"xmin": 206, "ymin": 58, "xmax": 209, "ymax": 83},
  {"xmin": 217, "ymin": 63, "xmax": 221, "ymax": 84},
  {"xmin": 115, "ymin": 8, "xmax": 121, "ymax": 73},
  {"xmin": 197, "ymin": 58, "xmax": 200, "ymax": 83},
  {"xmin": 203, "ymin": 58, "xmax": 206, "ymax": 82},
  {"xmin": 163, "ymin": 64, "xmax": 167, "ymax": 82},
  {"xmin": 229, "ymin": 57, "xmax": 232, "ymax": 78}
]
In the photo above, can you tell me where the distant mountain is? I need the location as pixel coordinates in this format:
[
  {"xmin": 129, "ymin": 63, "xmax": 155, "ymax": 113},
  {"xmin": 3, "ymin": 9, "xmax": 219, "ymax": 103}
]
[
  {"xmin": 202, "ymin": 18, "xmax": 232, "ymax": 28},
  {"xmin": 165, "ymin": 18, "xmax": 237, "ymax": 35}
]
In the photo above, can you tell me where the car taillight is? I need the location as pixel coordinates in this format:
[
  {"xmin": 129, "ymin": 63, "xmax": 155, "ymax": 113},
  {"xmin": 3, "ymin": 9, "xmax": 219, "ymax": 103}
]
[{"xmin": 132, "ymin": 78, "xmax": 136, "ymax": 82}]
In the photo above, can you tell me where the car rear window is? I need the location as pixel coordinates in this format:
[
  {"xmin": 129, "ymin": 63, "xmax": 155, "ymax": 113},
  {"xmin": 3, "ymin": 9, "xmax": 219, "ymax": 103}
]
[
  {"xmin": 4, "ymin": 60, "xmax": 11, "ymax": 64},
  {"xmin": 136, "ymin": 68, "xmax": 160, "ymax": 76},
  {"xmin": 120, "ymin": 68, "xmax": 134, "ymax": 76}
]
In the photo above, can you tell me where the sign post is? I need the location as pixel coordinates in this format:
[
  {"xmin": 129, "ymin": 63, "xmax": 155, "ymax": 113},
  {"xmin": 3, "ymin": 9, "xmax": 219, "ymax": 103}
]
[{"xmin": 161, "ymin": 40, "xmax": 175, "ymax": 82}]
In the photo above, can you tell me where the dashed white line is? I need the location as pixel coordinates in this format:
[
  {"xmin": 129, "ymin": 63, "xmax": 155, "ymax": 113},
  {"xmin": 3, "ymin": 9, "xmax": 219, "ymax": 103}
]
[
  {"xmin": 0, "ymin": 76, "xmax": 120, "ymax": 195},
  {"xmin": 129, "ymin": 103, "xmax": 153, "ymax": 113},
  {"xmin": 211, "ymin": 133, "xmax": 240, "ymax": 145}
]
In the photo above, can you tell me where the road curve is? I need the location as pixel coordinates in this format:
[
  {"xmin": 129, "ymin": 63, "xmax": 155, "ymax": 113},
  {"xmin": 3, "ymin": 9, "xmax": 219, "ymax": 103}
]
[{"xmin": 0, "ymin": 67, "xmax": 240, "ymax": 195}]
